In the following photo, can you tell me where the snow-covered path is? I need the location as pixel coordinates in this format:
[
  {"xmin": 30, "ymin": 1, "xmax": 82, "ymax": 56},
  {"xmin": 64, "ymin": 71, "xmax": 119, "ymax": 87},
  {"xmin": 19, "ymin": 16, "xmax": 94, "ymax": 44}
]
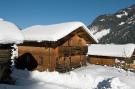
[{"xmin": 1, "ymin": 64, "xmax": 135, "ymax": 89}]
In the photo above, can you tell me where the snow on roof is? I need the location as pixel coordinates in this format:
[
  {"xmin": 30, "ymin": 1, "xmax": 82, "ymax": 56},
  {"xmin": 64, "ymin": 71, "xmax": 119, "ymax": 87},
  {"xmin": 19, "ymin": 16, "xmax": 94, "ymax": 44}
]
[
  {"xmin": 22, "ymin": 22, "xmax": 98, "ymax": 43},
  {"xmin": 0, "ymin": 19, "xmax": 24, "ymax": 44},
  {"xmin": 87, "ymin": 44, "xmax": 135, "ymax": 58}
]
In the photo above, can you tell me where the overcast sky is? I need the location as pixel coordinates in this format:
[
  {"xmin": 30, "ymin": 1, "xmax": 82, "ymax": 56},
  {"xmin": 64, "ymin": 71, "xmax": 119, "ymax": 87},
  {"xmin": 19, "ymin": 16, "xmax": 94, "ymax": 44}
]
[{"xmin": 0, "ymin": 0, "xmax": 134, "ymax": 28}]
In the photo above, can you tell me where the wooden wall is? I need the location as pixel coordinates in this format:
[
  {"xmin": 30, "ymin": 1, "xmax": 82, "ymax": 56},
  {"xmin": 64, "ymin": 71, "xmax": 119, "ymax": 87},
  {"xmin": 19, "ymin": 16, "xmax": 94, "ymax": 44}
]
[
  {"xmin": 0, "ymin": 49, "xmax": 11, "ymax": 63},
  {"xmin": 18, "ymin": 46, "xmax": 58, "ymax": 71},
  {"xmin": 62, "ymin": 34, "xmax": 87, "ymax": 46},
  {"xmin": 87, "ymin": 56, "xmax": 116, "ymax": 66},
  {"xmin": 57, "ymin": 35, "xmax": 87, "ymax": 65},
  {"xmin": 56, "ymin": 55, "xmax": 87, "ymax": 65},
  {"xmin": 87, "ymin": 54, "xmax": 135, "ymax": 70}
]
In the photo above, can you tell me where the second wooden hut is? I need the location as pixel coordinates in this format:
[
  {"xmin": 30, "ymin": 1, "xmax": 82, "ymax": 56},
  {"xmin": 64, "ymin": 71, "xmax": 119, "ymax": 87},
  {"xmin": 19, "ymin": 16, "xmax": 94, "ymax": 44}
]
[{"xmin": 87, "ymin": 44, "xmax": 135, "ymax": 69}]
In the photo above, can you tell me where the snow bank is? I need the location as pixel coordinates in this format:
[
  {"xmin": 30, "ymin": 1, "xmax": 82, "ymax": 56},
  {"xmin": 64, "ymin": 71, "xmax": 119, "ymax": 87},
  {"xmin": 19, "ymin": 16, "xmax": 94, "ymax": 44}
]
[
  {"xmin": 1, "ymin": 65, "xmax": 135, "ymax": 89},
  {"xmin": 0, "ymin": 19, "xmax": 23, "ymax": 44},
  {"xmin": 93, "ymin": 29, "xmax": 110, "ymax": 40},
  {"xmin": 30, "ymin": 71, "xmax": 94, "ymax": 89},
  {"xmin": 111, "ymin": 78, "xmax": 130, "ymax": 89},
  {"xmin": 87, "ymin": 44, "xmax": 135, "ymax": 58},
  {"xmin": 22, "ymin": 22, "xmax": 98, "ymax": 43}
]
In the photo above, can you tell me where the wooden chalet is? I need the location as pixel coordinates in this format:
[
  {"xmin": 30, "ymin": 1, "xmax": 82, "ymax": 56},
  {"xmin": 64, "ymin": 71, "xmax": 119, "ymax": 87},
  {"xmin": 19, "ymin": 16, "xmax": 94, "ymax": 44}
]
[
  {"xmin": 17, "ymin": 22, "xmax": 98, "ymax": 72},
  {"xmin": 0, "ymin": 19, "xmax": 23, "ymax": 84},
  {"xmin": 87, "ymin": 44, "xmax": 135, "ymax": 69}
]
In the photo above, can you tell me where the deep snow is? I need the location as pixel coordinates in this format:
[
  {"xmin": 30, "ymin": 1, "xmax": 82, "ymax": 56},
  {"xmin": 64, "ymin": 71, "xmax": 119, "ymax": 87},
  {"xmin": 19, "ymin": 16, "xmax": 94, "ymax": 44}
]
[
  {"xmin": 88, "ymin": 44, "xmax": 135, "ymax": 58},
  {"xmin": 0, "ymin": 19, "xmax": 23, "ymax": 44},
  {"xmin": 22, "ymin": 22, "xmax": 98, "ymax": 43},
  {"xmin": 0, "ymin": 64, "xmax": 135, "ymax": 89}
]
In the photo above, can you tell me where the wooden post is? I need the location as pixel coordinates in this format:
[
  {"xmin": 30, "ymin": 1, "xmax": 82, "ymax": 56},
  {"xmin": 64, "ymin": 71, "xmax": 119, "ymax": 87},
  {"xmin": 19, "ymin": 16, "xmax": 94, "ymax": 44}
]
[
  {"xmin": 80, "ymin": 47, "xmax": 82, "ymax": 66},
  {"xmin": 49, "ymin": 47, "xmax": 51, "ymax": 71},
  {"xmin": 69, "ymin": 41, "xmax": 71, "ymax": 70},
  {"xmin": 79, "ymin": 40, "xmax": 82, "ymax": 66}
]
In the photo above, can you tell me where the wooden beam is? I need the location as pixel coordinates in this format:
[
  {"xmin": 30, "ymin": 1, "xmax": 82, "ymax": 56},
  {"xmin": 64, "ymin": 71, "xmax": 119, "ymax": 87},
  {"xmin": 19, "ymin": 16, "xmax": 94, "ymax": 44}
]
[{"xmin": 49, "ymin": 47, "xmax": 51, "ymax": 70}]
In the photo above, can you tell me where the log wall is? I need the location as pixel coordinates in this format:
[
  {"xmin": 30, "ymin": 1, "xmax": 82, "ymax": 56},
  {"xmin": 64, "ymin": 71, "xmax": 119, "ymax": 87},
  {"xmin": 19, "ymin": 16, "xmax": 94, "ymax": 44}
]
[
  {"xmin": 0, "ymin": 49, "xmax": 11, "ymax": 63},
  {"xmin": 87, "ymin": 56, "xmax": 116, "ymax": 66},
  {"xmin": 62, "ymin": 34, "xmax": 87, "ymax": 46},
  {"xmin": 18, "ymin": 46, "xmax": 58, "ymax": 71},
  {"xmin": 0, "ymin": 45, "xmax": 13, "ymax": 84}
]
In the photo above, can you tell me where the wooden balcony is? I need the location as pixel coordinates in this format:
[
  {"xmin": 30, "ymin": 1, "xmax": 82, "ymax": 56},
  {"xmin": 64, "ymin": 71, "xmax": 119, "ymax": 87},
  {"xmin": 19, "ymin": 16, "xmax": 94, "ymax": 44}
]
[{"xmin": 58, "ymin": 46, "xmax": 88, "ymax": 56}]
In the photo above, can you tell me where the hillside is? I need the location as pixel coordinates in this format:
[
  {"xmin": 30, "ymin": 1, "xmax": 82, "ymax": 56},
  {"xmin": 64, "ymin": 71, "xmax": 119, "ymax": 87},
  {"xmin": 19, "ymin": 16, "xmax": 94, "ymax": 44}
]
[{"xmin": 88, "ymin": 4, "xmax": 135, "ymax": 44}]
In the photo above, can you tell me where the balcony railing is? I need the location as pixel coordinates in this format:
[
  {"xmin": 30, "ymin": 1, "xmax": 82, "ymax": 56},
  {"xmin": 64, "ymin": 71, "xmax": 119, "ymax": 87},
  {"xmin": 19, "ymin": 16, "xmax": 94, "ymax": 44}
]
[{"xmin": 58, "ymin": 46, "xmax": 88, "ymax": 56}]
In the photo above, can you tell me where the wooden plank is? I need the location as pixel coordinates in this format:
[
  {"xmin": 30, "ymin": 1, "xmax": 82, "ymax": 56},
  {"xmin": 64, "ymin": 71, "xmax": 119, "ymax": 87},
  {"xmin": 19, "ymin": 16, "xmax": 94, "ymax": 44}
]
[
  {"xmin": 0, "ymin": 49, "xmax": 11, "ymax": 63},
  {"xmin": 88, "ymin": 56, "xmax": 116, "ymax": 65},
  {"xmin": 0, "ymin": 56, "xmax": 10, "ymax": 59}
]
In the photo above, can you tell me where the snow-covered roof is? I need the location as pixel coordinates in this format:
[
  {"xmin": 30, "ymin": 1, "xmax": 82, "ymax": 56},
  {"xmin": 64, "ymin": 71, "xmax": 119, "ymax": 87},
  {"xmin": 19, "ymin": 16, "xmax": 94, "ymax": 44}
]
[
  {"xmin": 0, "ymin": 19, "xmax": 24, "ymax": 44},
  {"xmin": 87, "ymin": 44, "xmax": 135, "ymax": 58},
  {"xmin": 22, "ymin": 22, "xmax": 98, "ymax": 43}
]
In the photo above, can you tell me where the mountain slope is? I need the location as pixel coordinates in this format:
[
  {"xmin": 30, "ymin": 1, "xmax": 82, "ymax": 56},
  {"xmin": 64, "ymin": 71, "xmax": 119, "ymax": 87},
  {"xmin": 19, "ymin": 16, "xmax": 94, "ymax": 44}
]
[{"xmin": 88, "ymin": 4, "xmax": 135, "ymax": 44}]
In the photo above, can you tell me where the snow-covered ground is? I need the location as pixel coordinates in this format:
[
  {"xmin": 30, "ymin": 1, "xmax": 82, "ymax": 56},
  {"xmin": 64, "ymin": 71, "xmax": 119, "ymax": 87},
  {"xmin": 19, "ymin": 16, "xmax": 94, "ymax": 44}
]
[{"xmin": 1, "ymin": 64, "xmax": 135, "ymax": 89}]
